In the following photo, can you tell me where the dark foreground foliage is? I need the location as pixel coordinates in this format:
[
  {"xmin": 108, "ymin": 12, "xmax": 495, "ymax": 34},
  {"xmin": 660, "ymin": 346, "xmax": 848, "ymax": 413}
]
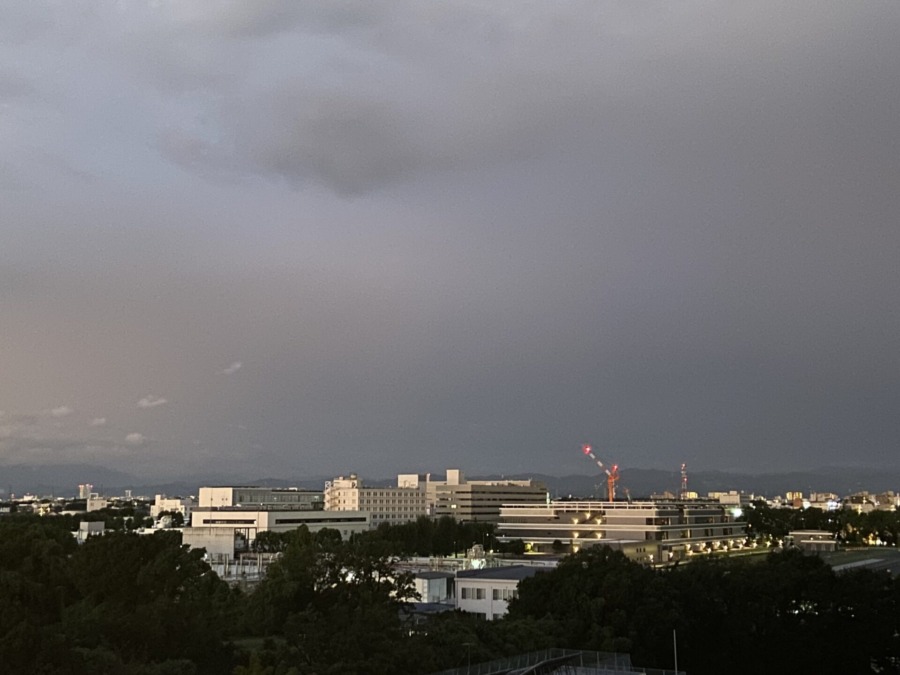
[
  {"xmin": 3, "ymin": 514, "xmax": 900, "ymax": 674},
  {"xmin": 0, "ymin": 516, "xmax": 238, "ymax": 674},
  {"xmin": 506, "ymin": 546, "xmax": 900, "ymax": 675}
]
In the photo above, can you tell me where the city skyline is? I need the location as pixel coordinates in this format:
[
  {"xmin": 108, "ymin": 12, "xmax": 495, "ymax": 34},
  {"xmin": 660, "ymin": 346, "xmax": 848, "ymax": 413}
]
[{"xmin": 3, "ymin": 2, "xmax": 900, "ymax": 482}]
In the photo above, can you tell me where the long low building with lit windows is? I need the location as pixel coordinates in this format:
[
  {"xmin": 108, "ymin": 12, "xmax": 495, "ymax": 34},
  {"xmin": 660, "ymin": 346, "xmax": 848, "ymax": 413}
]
[{"xmin": 497, "ymin": 500, "xmax": 746, "ymax": 564}]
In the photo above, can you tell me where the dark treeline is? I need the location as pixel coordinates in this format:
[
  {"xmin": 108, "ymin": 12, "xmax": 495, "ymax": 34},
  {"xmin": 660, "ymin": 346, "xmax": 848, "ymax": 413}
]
[
  {"xmin": 2, "ymin": 501, "xmax": 156, "ymax": 533},
  {"xmin": 3, "ymin": 512, "xmax": 900, "ymax": 674},
  {"xmin": 0, "ymin": 515, "xmax": 238, "ymax": 674},
  {"xmin": 508, "ymin": 547, "xmax": 900, "ymax": 675},
  {"xmin": 745, "ymin": 500, "xmax": 900, "ymax": 546},
  {"xmin": 352, "ymin": 515, "xmax": 506, "ymax": 556}
]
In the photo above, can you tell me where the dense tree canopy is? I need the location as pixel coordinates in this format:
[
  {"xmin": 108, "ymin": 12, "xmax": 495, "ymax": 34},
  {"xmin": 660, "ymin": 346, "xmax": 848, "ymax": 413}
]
[
  {"xmin": 2, "ymin": 511, "xmax": 900, "ymax": 674},
  {"xmin": 507, "ymin": 546, "xmax": 900, "ymax": 675},
  {"xmin": 239, "ymin": 527, "xmax": 419, "ymax": 674},
  {"xmin": 0, "ymin": 516, "xmax": 237, "ymax": 674},
  {"xmin": 351, "ymin": 515, "xmax": 497, "ymax": 557}
]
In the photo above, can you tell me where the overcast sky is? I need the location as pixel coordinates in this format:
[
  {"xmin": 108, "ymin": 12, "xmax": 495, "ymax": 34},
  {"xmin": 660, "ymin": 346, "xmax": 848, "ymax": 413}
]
[{"xmin": 2, "ymin": 2, "xmax": 899, "ymax": 482}]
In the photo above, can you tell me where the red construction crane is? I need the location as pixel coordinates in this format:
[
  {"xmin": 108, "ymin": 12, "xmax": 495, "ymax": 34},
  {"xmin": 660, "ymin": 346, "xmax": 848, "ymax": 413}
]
[{"xmin": 581, "ymin": 444, "xmax": 620, "ymax": 501}]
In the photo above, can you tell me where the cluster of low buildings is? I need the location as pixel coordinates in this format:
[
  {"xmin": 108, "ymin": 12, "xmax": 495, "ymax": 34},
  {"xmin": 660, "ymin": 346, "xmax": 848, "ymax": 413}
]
[
  {"xmin": 181, "ymin": 470, "xmax": 549, "ymax": 560},
  {"xmin": 10, "ymin": 472, "xmax": 899, "ymax": 622},
  {"xmin": 170, "ymin": 471, "xmax": 751, "ymax": 568},
  {"xmin": 145, "ymin": 470, "xmax": 753, "ymax": 620}
]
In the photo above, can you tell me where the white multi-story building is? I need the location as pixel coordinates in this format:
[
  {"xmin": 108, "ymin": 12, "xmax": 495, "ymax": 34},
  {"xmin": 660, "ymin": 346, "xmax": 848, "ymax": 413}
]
[
  {"xmin": 398, "ymin": 469, "xmax": 548, "ymax": 523},
  {"xmin": 150, "ymin": 494, "xmax": 195, "ymax": 521},
  {"xmin": 498, "ymin": 500, "xmax": 746, "ymax": 564},
  {"xmin": 456, "ymin": 566, "xmax": 543, "ymax": 620},
  {"xmin": 185, "ymin": 507, "xmax": 369, "ymax": 559},
  {"xmin": 183, "ymin": 485, "xmax": 358, "ymax": 561},
  {"xmin": 324, "ymin": 474, "xmax": 427, "ymax": 527}
]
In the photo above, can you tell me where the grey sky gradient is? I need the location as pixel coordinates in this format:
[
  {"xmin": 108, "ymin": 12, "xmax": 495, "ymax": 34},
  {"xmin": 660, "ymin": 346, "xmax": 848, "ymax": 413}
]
[{"xmin": 2, "ymin": 2, "xmax": 900, "ymax": 481}]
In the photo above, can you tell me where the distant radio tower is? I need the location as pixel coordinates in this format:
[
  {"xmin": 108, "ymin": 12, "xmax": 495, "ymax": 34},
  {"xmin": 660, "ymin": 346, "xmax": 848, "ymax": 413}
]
[{"xmin": 680, "ymin": 463, "xmax": 688, "ymax": 500}]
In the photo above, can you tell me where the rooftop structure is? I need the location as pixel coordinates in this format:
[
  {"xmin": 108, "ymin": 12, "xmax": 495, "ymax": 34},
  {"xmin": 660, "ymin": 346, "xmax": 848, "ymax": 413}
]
[{"xmin": 198, "ymin": 486, "xmax": 323, "ymax": 510}]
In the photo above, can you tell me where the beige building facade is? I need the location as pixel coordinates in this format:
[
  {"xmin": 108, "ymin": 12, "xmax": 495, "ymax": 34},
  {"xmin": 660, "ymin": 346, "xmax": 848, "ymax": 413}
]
[
  {"xmin": 324, "ymin": 474, "xmax": 428, "ymax": 527},
  {"xmin": 399, "ymin": 469, "xmax": 548, "ymax": 523}
]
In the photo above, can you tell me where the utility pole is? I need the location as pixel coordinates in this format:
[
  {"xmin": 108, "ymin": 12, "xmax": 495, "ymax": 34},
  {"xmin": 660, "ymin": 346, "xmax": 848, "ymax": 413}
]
[{"xmin": 673, "ymin": 628, "xmax": 679, "ymax": 674}]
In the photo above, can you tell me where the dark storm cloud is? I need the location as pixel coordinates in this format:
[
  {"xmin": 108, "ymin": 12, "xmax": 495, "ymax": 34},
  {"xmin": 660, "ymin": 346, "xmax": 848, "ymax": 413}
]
[
  {"xmin": 143, "ymin": 3, "xmax": 900, "ymax": 196},
  {"xmin": 1, "ymin": 1, "xmax": 899, "ymax": 480}
]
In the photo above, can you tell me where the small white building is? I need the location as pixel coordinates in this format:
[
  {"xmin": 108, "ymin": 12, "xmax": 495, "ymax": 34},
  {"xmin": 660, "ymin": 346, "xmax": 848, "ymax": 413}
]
[
  {"xmin": 150, "ymin": 494, "xmax": 194, "ymax": 521},
  {"xmin": 455, "ymin": 566, "xmax": 543, "ymax": 620},
  {"xmin": 86, "ymin": 496, "xmax": 108, "ymax": 512},
  {"xmin": 76, "ymin": 520, "xmax": 105, "ymax": 544}
]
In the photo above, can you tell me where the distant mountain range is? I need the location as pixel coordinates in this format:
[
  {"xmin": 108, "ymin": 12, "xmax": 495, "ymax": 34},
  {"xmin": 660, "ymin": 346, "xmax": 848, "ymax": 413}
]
[
  {"xmin": 500, "ymin": 467, "xmax": 900, "ymax": 500},
  {"xmin": 1, "ymin": 463, "xmax": 897, "ymax": 499}
]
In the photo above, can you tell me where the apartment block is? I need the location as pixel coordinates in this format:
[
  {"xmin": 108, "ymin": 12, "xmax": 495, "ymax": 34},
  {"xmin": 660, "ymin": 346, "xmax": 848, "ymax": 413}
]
[{"xmin": 324, "ymin": 474, "xmax": 428, "ymax": 527}]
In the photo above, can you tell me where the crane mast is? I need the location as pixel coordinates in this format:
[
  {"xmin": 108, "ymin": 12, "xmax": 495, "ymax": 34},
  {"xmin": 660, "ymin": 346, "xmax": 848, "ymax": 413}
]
[{"xmin": 581, "ymin": 444, "xmax": 619, "ymax": 501}]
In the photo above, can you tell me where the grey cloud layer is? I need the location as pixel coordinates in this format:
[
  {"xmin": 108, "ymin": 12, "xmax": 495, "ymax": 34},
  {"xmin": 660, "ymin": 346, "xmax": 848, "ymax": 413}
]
[{"xmin": 1, "ymin": 2, "xmax": 899, "ymax": 479}]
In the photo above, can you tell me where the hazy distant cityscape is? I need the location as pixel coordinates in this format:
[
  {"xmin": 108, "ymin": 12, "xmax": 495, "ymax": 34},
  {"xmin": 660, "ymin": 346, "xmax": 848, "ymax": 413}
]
[{"xmin": 3, "ymin": 460, "xmax": 899, "ymax": 502}]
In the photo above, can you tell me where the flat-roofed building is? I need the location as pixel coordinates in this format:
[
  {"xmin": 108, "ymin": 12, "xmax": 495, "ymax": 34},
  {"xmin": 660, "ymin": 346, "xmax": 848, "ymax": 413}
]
[
  {"xmin": 184, "ymin": 485, "xmax": 354, "ymax": 561},
  {"xmin": 185, "ymin": 507, "xmax": 369, "ymax": 559},
  {"xmin": 498, "ymin": 500, "xmax": 746, "ymax": 564},
  {"xmin": 198, "ymin": 486, "xmax": 323, "ymax": 510},
  {"xmin": 787, "ymin": 530, "xmax": 837, "ymax": 553},
  {"xmin": 86, "ymin": 496, "xmax": 108, "ymax": 512},
  {"xmin": 150, "ymin": 494, "xmax": 194, "ymax": 521},
  {"xmin": 456, "ymin": 566, "xmax": 544, "ymax": 620},
  {"xmin": 324, "ymin": 474, "xmax": 427, "ymax": 527},
  {"xmin": 400, "ymin": 470, "xmax": 548, "ymax": 523}
]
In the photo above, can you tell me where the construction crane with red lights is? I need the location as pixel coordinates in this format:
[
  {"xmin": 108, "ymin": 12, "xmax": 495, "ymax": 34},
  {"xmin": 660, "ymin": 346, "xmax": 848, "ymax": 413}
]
[{"xmin": 581, "ymin": 444, "xmax": 620, "ymax": 501}]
